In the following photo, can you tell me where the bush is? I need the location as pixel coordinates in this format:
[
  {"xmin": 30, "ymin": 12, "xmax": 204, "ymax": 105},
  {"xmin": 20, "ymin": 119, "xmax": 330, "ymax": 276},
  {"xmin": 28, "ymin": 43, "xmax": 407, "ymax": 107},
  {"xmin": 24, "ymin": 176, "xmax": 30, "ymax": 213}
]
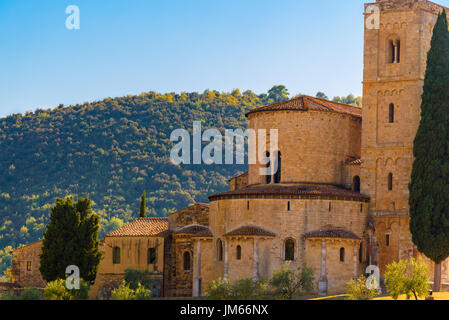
[
  {"xmin": 206, "ymin": 277, "xmax": 268, "ymax": 300},
  {"xmin": 345, "ymin": 276, "xmax": 379, "ymax": 300},
  {"xmin": 232, "ymin": 278, "xmax": 268, "ymax": 300},
  {"xmin": 20, "ymin": 287, "xmax": 42, "ymax": 300},
  {"xmin": 270, "ymin": 262, "xmax": 315, "ymax": 300},
  {"xmin": 206, "ymin": 278, "xmax": 233, "ymax": 300},
  {"xmin": 0, "ymin": 290, "xmax": 17, "ymax": 300},
  {"xmin": 44, "ymin": 278, "xmax": 90, "ymax": 300},
  {"xmin": 384, "ymin": 257, "xmax": 430, "ymax": 300},
  {"xmin": 124, "ymin": 268, "xmax": 154, "ymax": 290},
  {"xmin": 110, "ymin": 280, "xmax": 152, "ymax": 300}
]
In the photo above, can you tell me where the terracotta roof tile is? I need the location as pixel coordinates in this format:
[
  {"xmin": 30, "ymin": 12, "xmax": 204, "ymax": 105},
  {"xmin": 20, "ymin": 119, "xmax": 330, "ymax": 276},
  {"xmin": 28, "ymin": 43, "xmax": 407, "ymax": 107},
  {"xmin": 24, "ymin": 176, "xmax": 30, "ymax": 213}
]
[
  {"xmin": 209, "ymin": 184, "xmax": 369, "ymax": 201},
  {"xmin": 246, "ymin": 95, "xmax": 362, "ymax": 118},
  {"xmin": 345, "ymin": 158, "xmax": 362, "ymax": 166},
  {"xmin": 224, "ymin": 225, "xmax": 276, "ymax": 237},
  {"xmin": 192, "ymin": 228, "xmax": 214, "ymax": 238},
  {"xmin": 175, "ymin": 224, "xmax": 211, "ymax": 236},
  {"xmin": 304, "ymin": 229, "xmax": 360, "ymax": 240},
  {"xmin": 106, "ymin": 217, "xmax": 168, "ymax": 237}
]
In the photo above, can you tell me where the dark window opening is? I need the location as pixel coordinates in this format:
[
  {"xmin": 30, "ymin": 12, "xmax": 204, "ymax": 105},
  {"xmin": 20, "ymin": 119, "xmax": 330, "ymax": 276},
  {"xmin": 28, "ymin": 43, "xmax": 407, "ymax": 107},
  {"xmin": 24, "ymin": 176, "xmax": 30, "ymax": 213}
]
[
  {"xmin": 386, "ymin": 234, "xmax": 390, "ymax": 247},
  {"xmin": 183, "ymin": 251, "xmax": 191, "ymax": 271},
  {"xmin": 353, "ymin": 176, "xmax": 361, "ymax": 193},
  {"xmin": 287, "ymin": 201, "xmax": 290, "ymax": 211},
  {"xmin": 389, "ymin": 103, "xmax": 395, "ymax": 123},
  {"xmin": 340, "ymin": 247, "xmax": 345, "ymax": 262},
  {"xmin": 274, "ymin": 151, "xmax": 281, "ymax": 184},
  {"xmin": 217, "ymin": 239, "xmax": 223, "ymax": 261},
  {"xmin": 148, "ymin": 248, "xmax": 157, "ymax": 265},
  {"xmin": 388, "ymin": 173, "xmax": 393, "ymax": 191},
  {"xmin": 265, "ymin": 152, "xmax": 271, "ymax": 184},
  {"xmin": 285, "ymin": 239, "xmax": 295, "ymax": 261},
  {"xmin": 236, "ymin": 245, "xmax": 242, "ymax": 260},
  {"xmin": 26, "ymin": 261, "xmax": 32, "ymax": 271},
  {"xmin": 113, "ymin": 247, "xmax": 121, "ymax": 264}
]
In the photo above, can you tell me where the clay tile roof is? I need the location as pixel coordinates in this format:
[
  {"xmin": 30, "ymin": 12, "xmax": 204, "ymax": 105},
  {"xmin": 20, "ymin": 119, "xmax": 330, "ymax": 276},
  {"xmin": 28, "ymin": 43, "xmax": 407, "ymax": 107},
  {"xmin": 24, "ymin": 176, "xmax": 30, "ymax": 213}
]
[
  {"xmin": 168, "ymin": 203, "xmax": 209, "ymax": 216},
  {"xmin": 175, "ymin": 224, "xmax": 211, "ymax": 236},
  {"xmin": 106, "ymin": 217, "xmax": 168, "ymax": 237},
  {"xmin": 246, "ymin": 95, "xmax": 362, "ymax": 119},
  {"xmin": 345, "ymin": 158, "xmax": 362, "ymax": 166},
  {"xmin": 304, "ymin": 229, "xmax": 360, "ymax": 240},
  {"xmin": 209, "ymin": 184, "xmax": 369, "ymax": 201},
  {"xmin": 224, "ymin": 225, "xmax": 276, "ymax": 237},
  {"xmin": 192, "ymin": 228, "xmax": 214, "ymax": 238}
]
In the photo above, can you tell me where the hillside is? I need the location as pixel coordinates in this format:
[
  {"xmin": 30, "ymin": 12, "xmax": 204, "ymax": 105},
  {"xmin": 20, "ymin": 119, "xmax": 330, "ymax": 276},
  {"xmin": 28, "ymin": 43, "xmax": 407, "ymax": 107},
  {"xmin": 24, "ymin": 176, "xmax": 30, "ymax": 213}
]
[{"xmin": 0, "ymin": 88, "xmax": 361, "ymax": 276}]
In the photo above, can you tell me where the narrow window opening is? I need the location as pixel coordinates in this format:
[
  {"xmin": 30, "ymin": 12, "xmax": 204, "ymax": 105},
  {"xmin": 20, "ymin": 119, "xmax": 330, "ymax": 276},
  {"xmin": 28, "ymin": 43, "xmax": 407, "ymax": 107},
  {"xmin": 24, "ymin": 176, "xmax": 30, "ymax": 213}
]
[
  {"xmin": 340, "ymin": 247, "xmax": 345, "ymax": 262},
  {"xmin": 389, "ymin": 103, "xmax": 395, "ymax": 123},
  {"xmin": 236, "ymin": 245, "xmax": 242, "ymax": 260},
  {"xmin": 265, "ymin": 152, "xmax": 271, "ymax": 184},
  {"xmin": 285, "ymin": 239, "xmax": 295, "ymax": 261},
  {"xmin": 113, "ymin": 247, "xmax": 121, "ymax": 264},
  {"xmin": 353, "ymin": 176, "xmax": 361, "ymax": 193},
  {"xmin": 386, "ymin": 234, "xmax": 390, "ymax": 247},
  {"xmin": 148, "ymin": 248, "xmax": 156, "ymax": 265},
  {"xmin": 388, "ymin": 173, "xmax": 393, "ymax": 191},
  {"xmin": 287, "ymin": 201, "xmax": 290, "ymax": 211},
  {"xmin": 183, "ymin": 251, "xmax": 191, "ymax": 271},
  {"xmin": 217, "ymin": 239, "xmax": 223, "ymax": 261},
  {"xmin": 274, "ymin": 151, "xmax": 281, "ymax": 184}
]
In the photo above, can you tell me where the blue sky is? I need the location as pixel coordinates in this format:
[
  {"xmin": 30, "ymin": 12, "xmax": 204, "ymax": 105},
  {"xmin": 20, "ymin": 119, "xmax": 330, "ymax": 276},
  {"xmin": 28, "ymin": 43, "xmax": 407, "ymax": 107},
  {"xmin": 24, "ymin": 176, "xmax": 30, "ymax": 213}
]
[{"xmin": 1, "ymin": 0, "xmax": 447, "ymax": 118}]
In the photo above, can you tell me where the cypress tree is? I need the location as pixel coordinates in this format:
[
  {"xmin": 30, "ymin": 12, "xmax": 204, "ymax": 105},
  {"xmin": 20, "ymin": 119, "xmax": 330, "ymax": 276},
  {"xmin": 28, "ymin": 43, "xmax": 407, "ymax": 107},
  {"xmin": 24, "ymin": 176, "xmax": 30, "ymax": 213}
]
[
  {"xmin": 409, "ymin": 10, "xmax": 449, "ymax": 292},
  {"xmin": 140, "ymin": 190, "xmax": 146, "ymax": 218},
  {"xmin": 39, "ymin": 196, "xmax": 102, "ymax": 282}
]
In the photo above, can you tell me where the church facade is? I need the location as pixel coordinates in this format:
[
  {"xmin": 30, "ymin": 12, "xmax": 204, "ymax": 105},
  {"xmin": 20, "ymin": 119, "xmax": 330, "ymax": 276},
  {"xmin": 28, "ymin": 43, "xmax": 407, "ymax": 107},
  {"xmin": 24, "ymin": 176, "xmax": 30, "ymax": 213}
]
[{"xmin": 10, "ymin": 0, "xmax": 449, "ymax": 298}]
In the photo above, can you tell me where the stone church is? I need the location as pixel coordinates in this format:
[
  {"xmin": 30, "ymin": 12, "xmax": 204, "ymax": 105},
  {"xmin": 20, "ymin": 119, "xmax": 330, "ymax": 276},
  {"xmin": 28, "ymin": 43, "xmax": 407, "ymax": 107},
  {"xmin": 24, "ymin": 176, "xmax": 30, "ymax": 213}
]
[{"xmin": 9, "ymin": 0, "xmax": 449, "ymax": 298}]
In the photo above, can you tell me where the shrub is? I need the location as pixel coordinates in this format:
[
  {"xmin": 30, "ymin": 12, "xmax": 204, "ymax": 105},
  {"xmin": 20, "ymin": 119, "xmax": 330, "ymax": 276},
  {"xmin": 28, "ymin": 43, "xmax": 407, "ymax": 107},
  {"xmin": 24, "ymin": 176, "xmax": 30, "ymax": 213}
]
[
  {"xmin": 20, "ymin": 287, "xmax": 42, "ymax": 300},
  {"xmin": 0, "ymin": 290, "xmax": 17, "ymax": 300},
  {"xmin": 206, "ymin": 278, "xmax": 234, "ymax": 300},
  {"xmin": 384, "ymin": 257, "xmax": 430, "ymax": 300},
  {"xmin": 44, "ymin": 278, "xmax": 90, "ymax": 300},
  {"xmin": 345, "ymin": 276, "xmax": 380, "ymax": 300},
  {"xmin": 110, "ymin": 280, "xmax": 152, "ymax": 300},
  {"xmin": 270, "ymin": 262, "xmax": 315, "ymax": 300},
  {"xmin": 232, "ymin": 278, "xmax": 268, "ymax": 300},
  {"xmin": 124, "ymin": 268, "xmax": 153, "ymax": 290}
]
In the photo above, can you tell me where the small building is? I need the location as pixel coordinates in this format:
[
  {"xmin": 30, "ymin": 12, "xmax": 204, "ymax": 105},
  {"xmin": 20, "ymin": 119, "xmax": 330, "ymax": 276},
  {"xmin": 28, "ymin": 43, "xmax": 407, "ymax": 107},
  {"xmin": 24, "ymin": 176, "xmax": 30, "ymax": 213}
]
[
  {"xmin": 11, "ymin": 241, "xmax": 46, "ymax": 289},
  {"xmin": 89, "ymin": 217, "xmax": 168, "ymax": 299}
]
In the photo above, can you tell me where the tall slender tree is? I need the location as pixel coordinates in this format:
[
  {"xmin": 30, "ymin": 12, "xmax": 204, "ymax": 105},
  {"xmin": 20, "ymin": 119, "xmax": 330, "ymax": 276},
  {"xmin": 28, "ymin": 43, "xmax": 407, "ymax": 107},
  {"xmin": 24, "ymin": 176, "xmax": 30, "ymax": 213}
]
[
  {"xmin": 409, "ymin": 10, "xmax": 449, "ymax": 292},
  {"xmin": 140, "ymin": 190, "xmax": 146, "ymax": 218},
  {"xmin": 40, "ymin": 196, "xmax": 102, "ymax": 282}
]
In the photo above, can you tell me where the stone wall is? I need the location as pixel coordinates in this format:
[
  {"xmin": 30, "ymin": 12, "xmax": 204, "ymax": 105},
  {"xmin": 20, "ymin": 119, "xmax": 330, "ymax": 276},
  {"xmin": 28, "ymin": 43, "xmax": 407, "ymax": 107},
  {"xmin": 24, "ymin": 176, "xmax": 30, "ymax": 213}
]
[
  {"xmin": 11, "ymin": 241, "xmax": 46, "ymax": 289},
  {"xmin": 247, "ymin": 110, "xmax": 361, "ymax": 186}
]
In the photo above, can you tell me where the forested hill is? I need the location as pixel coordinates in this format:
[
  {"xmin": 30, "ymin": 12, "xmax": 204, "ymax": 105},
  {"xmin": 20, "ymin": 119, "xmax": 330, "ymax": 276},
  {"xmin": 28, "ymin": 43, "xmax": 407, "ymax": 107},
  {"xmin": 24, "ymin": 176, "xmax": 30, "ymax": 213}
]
[{"xmin": 0, "ymin": 87, "xmax": 361, "ymax": 276}]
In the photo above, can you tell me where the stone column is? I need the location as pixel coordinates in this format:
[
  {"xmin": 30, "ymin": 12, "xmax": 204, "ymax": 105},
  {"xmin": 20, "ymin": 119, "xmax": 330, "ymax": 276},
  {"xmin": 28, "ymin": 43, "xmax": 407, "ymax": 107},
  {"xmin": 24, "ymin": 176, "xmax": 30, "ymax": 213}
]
[
  {"xmin": 193, "ymin": 240, "xmax": 201, "ymax": 297},
  {"xmin": 252, "ymin": 238, "xmax": 259, "ymax": 281},
  {"xmin": 318, "ymin": 240, "xmax": 328, "ymax": 296},
  {"xmin": 393, "ymin": 42, "xmax": 398, "ymax": 63},
  {"xmin": 353, "ymin": 243, "xmax": 358, "ymax": 279},
  {"xmin": 224, "ymin": 240, "xmax": 229, "ymax": 279}
]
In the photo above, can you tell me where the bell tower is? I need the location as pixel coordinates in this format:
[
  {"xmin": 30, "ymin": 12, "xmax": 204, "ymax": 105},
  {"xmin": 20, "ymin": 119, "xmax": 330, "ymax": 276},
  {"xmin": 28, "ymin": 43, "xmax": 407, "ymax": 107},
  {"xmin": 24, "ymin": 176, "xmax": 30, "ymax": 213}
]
[{"xmin": 361, "ymin": 0, "xmax": 444, "ymax": 274}]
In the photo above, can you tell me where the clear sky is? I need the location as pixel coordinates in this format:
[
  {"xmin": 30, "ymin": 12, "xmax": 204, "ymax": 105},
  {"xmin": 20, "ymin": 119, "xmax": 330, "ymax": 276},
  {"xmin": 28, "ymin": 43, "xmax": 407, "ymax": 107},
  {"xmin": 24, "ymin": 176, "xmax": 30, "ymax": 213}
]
[{"xmin": 1, "ymin": 0, "xmax": 448, "ymax": 118}]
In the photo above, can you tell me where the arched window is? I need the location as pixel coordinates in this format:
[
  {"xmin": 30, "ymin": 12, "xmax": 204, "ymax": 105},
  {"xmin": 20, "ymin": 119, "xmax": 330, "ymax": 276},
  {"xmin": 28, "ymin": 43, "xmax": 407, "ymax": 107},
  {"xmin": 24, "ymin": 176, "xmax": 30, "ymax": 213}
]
[
  {"xmin": 284, "ymin": 239, "xmax": 295, "ymax": 261},
  {"xmin": 183, "ymin": 251, "xmax": 191, "ymax": 270},
  {"xmin": 388, "ymin": 39, "xmax": 400, "ymax": 63},
  {"xmin": 340, "ymin": 247, "xmax": 345, "ymax": 262},
  {"xmin": 388, "ymin": 173, "xmax": 393, "ymax": 191},
  {"xmin": 389, "ymin": 103, "xmax": 395, "ymax": 123},
  {"xmin": 265, "ymin": 152, "xmax": 271, "ymax": 184},
  {"xmin": 148, "ymin": 248, "xmax": 156, "ymax": 265},
  {"xmin": 386, "ymin": 234, "xmax": 390, "ymax": 247},
  {"xmin": 236, "ymin": 245, "xmax": 242, "ymax": 260},
  {"xmin": 217, "ymin": 239, "xmax": 223, "ymax": 261},
  {"xmin": 274, "ymin": 151, "xmax": 281, "ymax": 184},
  {"xmin": 353, "ymin": 176, "xmax": 361, "ymax": 193},
  {"xmin": 113, "ymin": 247, "xmax": 121, "ymax": 264}
]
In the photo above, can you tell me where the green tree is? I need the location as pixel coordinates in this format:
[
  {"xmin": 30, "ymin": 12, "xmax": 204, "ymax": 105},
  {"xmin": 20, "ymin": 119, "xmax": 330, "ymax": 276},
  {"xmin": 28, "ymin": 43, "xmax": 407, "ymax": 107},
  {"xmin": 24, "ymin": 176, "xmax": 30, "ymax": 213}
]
[
  {"xmin": 409, "ymin": 10, "xmax": 449, "ymax": 292},
  {"xmin": 139, "ymin": 190, "xmax": 146, "ymax": 218},
  {"xmin": 269, "ymin": 262, "xmax": 314, "ymax": 300},
  {"xmin": 315, "ymin": 92, "xmax": 328, "ymax": 100},
  {"xmin": 43, "ymin": 278, "xmax": 90, "ymax": 300},
  {"xmin": 124, "ymin": 268, "xmax": 153, "ymax": 290},
  {"xmin": 345, "ymin": 276, "xmax": 380, "ymax": 300},
  {"xmin": 267, "ymin": 85, "xmax": 289, "ymax": 103},
  {"xmin": 40, "ymin": 196, "xmax": 102, "ymax": 282},
  {"xmin": 384, "ymin": 257, "xmax": 430, "ymax": 300}
]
